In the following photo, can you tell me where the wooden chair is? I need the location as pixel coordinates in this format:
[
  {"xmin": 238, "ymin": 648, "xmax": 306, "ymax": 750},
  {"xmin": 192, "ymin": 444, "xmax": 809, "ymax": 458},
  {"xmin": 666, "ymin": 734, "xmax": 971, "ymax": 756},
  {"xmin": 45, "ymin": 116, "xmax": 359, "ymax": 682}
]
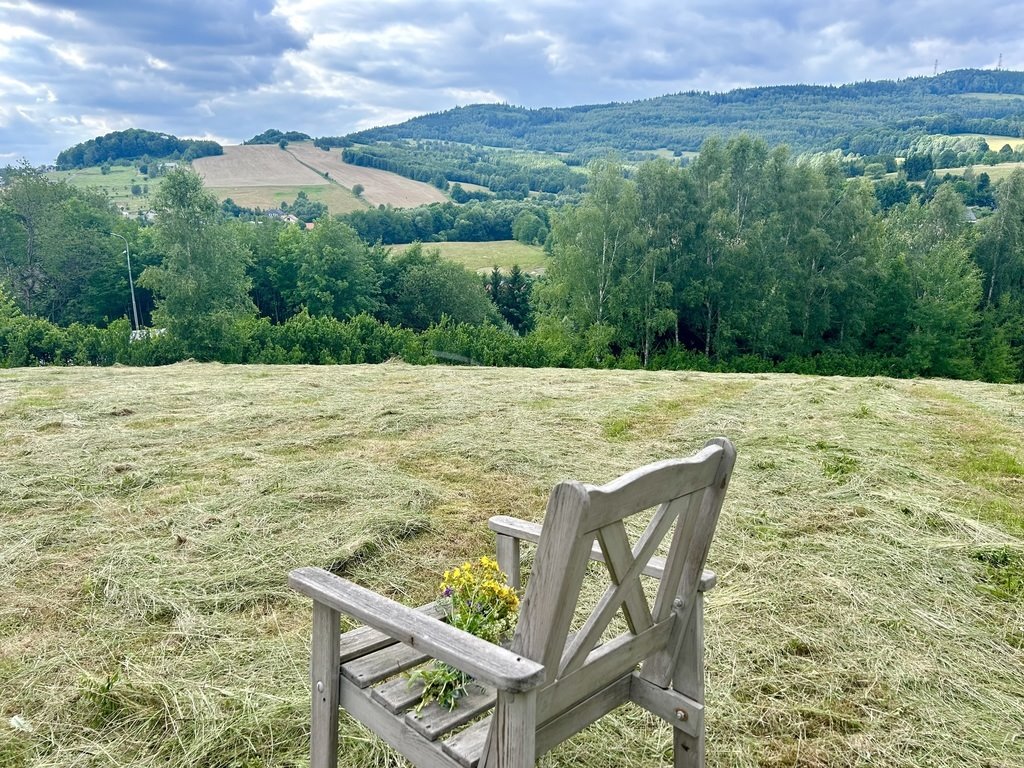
[{"xmin": 289, "ymin": 437, "xmax": 735, "ymax": 768}]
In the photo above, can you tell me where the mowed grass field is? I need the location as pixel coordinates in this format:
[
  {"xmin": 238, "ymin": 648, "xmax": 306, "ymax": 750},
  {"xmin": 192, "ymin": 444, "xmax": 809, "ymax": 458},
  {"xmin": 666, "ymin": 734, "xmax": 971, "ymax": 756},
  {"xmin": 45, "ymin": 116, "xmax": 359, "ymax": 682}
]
[
  {"xmin": 288, "ymin": 143, "xmax": 448, "ymax": 208},
  {"xmin": 193, "ymin": 144, "xmax": 329, "ymax": 188},
  {"xmin": 974, "ymin": 134, "xmax": 1024, "ymax": 152},
  {"xmin": 46, "ymin": 165, "xmax": 161, "ymax": 215},
  {"xmin": 931, "ymin": 134, "xmax": 1024, "ymax": 179},
  {"xmin": 193, "ymin": 143, "xmax": 447, "ymax": 213},
  {"xmin": 392, "ymin": 240, "xmax": 548, "ymax": 274},
  {"xmin": 934, "ymin": 161, "xmax": 1024, "ymax": 182},
  {"xmin": 933, "ymin": 133, "xmax": 1024, "ymax": 152},
  {"xmin": 204, "ymin": 184, "xmax": 366, "ymax": 216},
  {"xmin": 193, "ymin": 144, "xmax": 371, "ymax": 213},
  {"xmin": 1, "ymin": 363, "xmax": 1022, "ymax": 768}
]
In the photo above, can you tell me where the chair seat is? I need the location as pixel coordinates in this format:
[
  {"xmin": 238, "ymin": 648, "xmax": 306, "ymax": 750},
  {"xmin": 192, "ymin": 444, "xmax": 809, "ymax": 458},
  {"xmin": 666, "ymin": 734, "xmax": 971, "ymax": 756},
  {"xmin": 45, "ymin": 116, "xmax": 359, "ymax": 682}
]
[{"xmin": 336, "ymin": 611, "xmax": 500, "ymax": 767}]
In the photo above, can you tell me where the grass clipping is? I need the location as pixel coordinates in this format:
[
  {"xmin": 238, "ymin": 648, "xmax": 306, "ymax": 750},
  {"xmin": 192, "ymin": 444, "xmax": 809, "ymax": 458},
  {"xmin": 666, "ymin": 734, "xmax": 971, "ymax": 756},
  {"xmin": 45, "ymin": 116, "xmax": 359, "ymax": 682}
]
[{"xmin": 1, "ymin": 363, "xmax": 1022, "ymax": 767}]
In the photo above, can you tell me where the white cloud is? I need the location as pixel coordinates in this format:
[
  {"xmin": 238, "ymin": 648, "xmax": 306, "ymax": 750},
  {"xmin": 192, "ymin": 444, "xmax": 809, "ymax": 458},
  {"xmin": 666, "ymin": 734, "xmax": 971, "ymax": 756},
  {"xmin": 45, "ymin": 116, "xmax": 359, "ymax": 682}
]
[
  {"xmin": 51, "ymin": 44, "xmax": 88, "ymax": 69},
  {"xmin": 0, "ymin": 0, "xmax": 80, "ymax": 24},
  {"xmin": 0, "ymin": 23, "xmax": 46, "ymax": 42},
  {"xmin": 0, "ymin": 73, "xmax": 49, "ymax": 99},
  {"xmin": 353, "ymin": 108, "xmax": 423, "ymax": 132},
  {"xmin": 443, "ymin": 87, "xmax": 504, "ymax": 104}
]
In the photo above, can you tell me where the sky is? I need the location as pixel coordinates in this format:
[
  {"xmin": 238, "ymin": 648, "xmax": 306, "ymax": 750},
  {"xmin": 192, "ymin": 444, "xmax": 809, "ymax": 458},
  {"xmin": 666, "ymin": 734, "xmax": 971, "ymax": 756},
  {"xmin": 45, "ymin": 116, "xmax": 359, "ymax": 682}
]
[{"xmin": 1, "ymin": 0, "xmax": 1021, "ymax": 165}]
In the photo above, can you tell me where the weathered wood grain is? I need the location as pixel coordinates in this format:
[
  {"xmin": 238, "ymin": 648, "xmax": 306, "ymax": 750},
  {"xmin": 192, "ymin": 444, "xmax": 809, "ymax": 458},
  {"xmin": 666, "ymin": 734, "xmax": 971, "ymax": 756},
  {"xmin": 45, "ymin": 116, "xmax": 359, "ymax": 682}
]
[
  {"xmin": 629, "ymin": 673, "xmax": 702, "ymax": 739},
  {"xmin": 488, "ymin": 516, "xmax": 717, "ymax": 592},
  {"xmin": 310, "ymin": 602, "xmax": 340, "ymax": 768},
  {"xmin": 535, "ymin": 675, "xmax": 631, "ymax": 755},
  {"xmin": 538, "ymin": 620, "xmax": 673, "ymax": 723},
  {"xmin": 339, "ymin": 675, "xmax": 462, "ymax": 768},
  {"xmin": 371, "ymin": 675, "xmax": 424, "ymax": 714},
  {"xmin": 289, "ymin": 568, "xmax": 545, "ymax": 692},
  {"xmin": 672, "ymin": 594, "xmax": 706, "ymax": 768},
  {"xmin": 640, "ymin": 438, "xmax": 735, "ymax": 688},
  {"xmin": 583, "ymin": 445, "xmax": 723, "ymax": 529},
  {"xmin": 443, "ymin": 717, "xmax": 490, "ymax": 768},
  {"xmin": 406, "ymin": 684, "xmax": 496, "ymax": 741},
  {"xmin": 496, "ymin": 533, "xmax": 522, "ymax": 591},
  {"xmin": 339, "ymin": 601, "xmax": 445, "ymax": 662},
  {"xmin": 342, "ymin": 642, "xmax": 428, "ymax": 688},
  {"xmin": 482, "ymin": 689, "xmax": 536, "ymax": 768}
]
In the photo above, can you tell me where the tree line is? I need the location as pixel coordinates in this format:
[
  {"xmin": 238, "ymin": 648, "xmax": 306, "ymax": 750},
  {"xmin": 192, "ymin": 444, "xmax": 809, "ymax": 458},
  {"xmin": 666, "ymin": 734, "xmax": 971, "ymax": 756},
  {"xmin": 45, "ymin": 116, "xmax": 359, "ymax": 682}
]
[
  {"xmin": 347, "ymin": 69, "xmax": 1024, "ymax": 158},
  {"xmin": 537, "ymin": 137, "xmax": 1022, "ymax": 380},
  {"xmin": 338, "ymin": 199, "xmax": 552, "ymax": 245},
  {"xmin": 3, "ymin": 137, "xmax": 1024, "ymax": 382},
  {"xmin": 55, "ymin": 129, "xmax": 223, "ymax": 170},
  {"xmin": 339, "ymin": 141, "xmax": 587, "ymax": 197}
]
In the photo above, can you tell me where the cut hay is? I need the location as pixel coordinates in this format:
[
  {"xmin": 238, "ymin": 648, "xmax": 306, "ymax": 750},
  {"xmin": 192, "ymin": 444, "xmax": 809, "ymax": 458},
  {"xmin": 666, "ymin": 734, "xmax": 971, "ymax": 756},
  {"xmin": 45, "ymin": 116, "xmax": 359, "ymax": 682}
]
[
  {"xmin": 1, "ymin": 365, "xmax": 1022, "ymax": 767},
  {"xmin": 192, "ymin": 144, "xmax": 329, "ymax": 188},
  {"xmin": 286, "ymin": 143, "xmax": 448, "ymax": 208}
]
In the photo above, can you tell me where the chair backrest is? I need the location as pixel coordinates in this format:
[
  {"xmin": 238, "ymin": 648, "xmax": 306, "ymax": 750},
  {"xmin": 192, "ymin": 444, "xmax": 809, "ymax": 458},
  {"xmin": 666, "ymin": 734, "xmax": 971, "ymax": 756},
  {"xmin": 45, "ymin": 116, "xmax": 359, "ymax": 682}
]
[{"xmin": 510, "ymin": 437, "xmax": 735, "ymax": 730}]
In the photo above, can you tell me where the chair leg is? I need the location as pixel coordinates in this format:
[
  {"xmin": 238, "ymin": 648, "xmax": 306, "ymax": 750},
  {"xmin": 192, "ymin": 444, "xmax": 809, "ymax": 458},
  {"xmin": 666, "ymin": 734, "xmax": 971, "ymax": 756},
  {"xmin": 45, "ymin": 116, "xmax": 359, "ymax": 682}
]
[
  {"xmin": 674, "ymin": 726, "xmax": 704, "ymax": 768},
  {"xmin": 672, "ymin": 593, "xmax": 705, "ymax": 768},
  {"xmin": 310, "ymin": 602, "xmax": 340, "ymax": 768},
  {"xmin": 483, "ymin": 689, "xmax": 537, "ymax": 768}
]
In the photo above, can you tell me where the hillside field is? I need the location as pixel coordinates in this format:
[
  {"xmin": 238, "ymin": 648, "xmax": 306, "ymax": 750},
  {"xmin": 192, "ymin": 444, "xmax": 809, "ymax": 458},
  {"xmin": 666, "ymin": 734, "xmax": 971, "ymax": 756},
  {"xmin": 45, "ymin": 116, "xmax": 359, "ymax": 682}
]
[
  {"xmin": 966, "ymin": 133, "xmax": 1024, "ymax": 151},
  {"xmin": 1, "ymin": 364, "xmax": 1022, "ymax": 768},
  {"xmin": 45, "ymin": 165, "xmax": 160, "ymax": 215},
  {"xmin": 392, "ymin": 239, "xmax": 548, "ymax": 273},
  {"xmin": 204, "ymin": 183, "xmax": 366, "ymax": 216},
  {"xmin": 937, "ymin": 160, "xmax": 1024, "ymax": 182},
  {"xmin": 192, "ymin": 144, "xmax": 329, "ymax": 188},
  {"xmin": 192, "ymin": 142, "xmax": 447, "ymax": 212},
  {"xmin": 287, "ymin": 143, "xmax": 448, "ymax": 208}
]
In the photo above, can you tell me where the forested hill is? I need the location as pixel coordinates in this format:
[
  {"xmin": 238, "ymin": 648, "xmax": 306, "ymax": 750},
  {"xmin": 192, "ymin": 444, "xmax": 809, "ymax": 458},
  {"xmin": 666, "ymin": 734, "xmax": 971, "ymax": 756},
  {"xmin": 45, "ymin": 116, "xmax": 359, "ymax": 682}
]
[
  {"xmin": 347, "ymin": 69, "xmax": 1024, "ymax": 156},
  {"xmin": 56, "ymin": 129, "xmax": 223, "ymax": 170}
]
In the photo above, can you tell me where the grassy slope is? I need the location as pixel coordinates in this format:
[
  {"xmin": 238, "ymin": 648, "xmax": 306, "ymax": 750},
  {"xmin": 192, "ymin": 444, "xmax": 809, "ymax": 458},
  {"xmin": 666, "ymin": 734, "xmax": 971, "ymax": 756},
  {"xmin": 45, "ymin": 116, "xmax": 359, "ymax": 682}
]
[
  {"xmin": 47, "ymin": 141, "xmax": 443, "ymax": 218},
  {"xmin": 204, "ymin": 183, "xmax": 366, "ymax": 215},
  {"xmin": 392, "ymin": 240, "xmax": 548, "ymax": 274},
  {"xmin": 936, "ymin": 161, "xmax": 1024, "ymax": 182},
  {"xmin": 46, "ymin": 166, "xmax": 161, "ymax": 215},
  {"xmin": 195, "ymin": 142, "xmax": 447, "ymax": 213},
  {"xmin": 967, "ymin": 133, "xmax": 1024, "ymax": 151},
  {"xmin": 287, "ymin": 143, "xmax": 449, "ymax": 208},
  {"xmin": 1, "ymin": 365, "xmax": 1022, "ymax": 768}
]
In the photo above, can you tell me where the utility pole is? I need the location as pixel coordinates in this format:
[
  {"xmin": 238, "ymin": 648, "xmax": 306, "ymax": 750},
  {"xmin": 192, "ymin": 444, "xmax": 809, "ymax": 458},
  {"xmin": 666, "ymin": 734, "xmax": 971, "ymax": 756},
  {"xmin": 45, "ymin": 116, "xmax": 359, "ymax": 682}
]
[
  {"xmin": 998, "ymin": 53, "xmax": 1003, "ymax": 71},
  {"xmin": 934, "ymin": 59, "xmax": 938, "ymax": 76},
  {"xmin": 110, "ymin": 231, "xmax": 141, "ymax": 332}
]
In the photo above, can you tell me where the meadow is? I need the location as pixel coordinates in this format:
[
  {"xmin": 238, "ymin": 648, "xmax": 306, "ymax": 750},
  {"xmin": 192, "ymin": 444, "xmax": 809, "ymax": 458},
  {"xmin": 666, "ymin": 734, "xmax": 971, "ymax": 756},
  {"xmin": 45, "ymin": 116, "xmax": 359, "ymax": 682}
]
[
  {"xmin": 392, "ymin": 240, "xmax": 548, "ymax": 274},
  {"xmin": 46, "ymin": 165, "xmax": 160, "ymax": 215},
  {"xmin": 193, "ymin": 143, "xmax": 447, "ymax": 213},
  {"xmin": 287, "ymin": 144, "xmax": 448, "ymax": 208},
  {"xmin": 970, "ymin": 134, "xmax": 1024, "ymax": 152},
  {"xmin": 204, "ymin": 184, "xmax": 366, "ymax": 216},
  {"xmin": 192, "ymin": 144, "xmax": 330, "ymax": 188},
  {"xmin": 1, "ymin": 364, "xmax": 1022, "ymax": 768},
  {"xmin": 936, "ymin": 160, "xmax": 1024, "ymax": 182}
]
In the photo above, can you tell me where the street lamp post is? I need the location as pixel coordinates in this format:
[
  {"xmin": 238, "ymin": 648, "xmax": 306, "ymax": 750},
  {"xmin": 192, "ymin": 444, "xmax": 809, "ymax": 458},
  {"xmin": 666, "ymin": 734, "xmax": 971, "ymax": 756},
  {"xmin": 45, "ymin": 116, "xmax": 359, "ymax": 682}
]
[{"xmin": 110, "ymin": 232, "xmax": 141, "ymax": 332}]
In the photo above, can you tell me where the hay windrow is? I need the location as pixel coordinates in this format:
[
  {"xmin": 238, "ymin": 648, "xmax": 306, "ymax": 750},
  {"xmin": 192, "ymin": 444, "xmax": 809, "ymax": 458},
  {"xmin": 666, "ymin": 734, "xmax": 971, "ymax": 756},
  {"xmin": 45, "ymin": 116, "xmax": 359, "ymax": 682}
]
[{"xmin": 1, "ymin": 364, "xmax": 1022, "ymax": 767}]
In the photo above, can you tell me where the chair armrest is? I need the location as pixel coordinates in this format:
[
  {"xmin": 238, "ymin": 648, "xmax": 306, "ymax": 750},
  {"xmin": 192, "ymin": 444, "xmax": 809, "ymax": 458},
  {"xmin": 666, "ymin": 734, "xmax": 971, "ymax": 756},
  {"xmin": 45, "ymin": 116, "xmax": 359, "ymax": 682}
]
[
  {"xmin": 489, "ymin": 515, "xmax": 717, "ymax": 592},
  {"xmin": 289, "ymin": 566, "xmax": 545, "ymax": 693}
]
